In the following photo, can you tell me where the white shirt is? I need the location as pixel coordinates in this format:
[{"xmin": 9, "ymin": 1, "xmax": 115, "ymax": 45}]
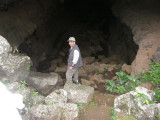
[{"xmin": 72, "ymin": 50, "xmax": 79, "ymax": 64}]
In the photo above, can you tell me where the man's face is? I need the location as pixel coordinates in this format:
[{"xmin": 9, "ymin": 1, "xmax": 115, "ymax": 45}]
[{"xmin": 69, "ymin": 41, "xmax": 75, "ymax": 47}]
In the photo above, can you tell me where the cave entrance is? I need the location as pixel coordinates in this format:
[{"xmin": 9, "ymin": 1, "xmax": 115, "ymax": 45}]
[{"xmin": 18, "ymin": 0, "xmax": 138, "ymax": 73}]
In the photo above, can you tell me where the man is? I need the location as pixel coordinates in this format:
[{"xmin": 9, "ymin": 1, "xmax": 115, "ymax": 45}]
[{"xmin": 66, "ymin": 37, "xmax": 83, "ymax": 84}]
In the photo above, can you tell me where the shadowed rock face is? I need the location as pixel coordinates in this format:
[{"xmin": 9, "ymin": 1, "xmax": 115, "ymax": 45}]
[
  {"xmin": 112, "ymin": 0, "xmax": 160, "ymax": 75},
  {"xmin": 1, "ymin": 0, "xmax": 160, "ymax": 75}
]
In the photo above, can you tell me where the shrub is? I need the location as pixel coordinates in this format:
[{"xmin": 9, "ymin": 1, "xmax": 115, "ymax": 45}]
[
  {"xmin": 141, "ymin": 62, "xmax": 160, "ymax": 85},
  {"xmin": 141, "ymin": 62, "xmax": 160, "ymax": 102},
  {"xmin": 104, "ymin": 71, "xmax": 141, "ymax": 94}
]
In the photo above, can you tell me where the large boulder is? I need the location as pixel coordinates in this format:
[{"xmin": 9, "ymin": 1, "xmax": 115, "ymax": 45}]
[
  {"xmin": 0, "ymin": 35, "xmax": 12, "ymax": 55},
  {"xmin": 114, "ymin": 87, "xmax": 160, "ymax": 120},
  {"xmin": 0, "ymin": 53, "xmax": 31, "ymax": 82},
  {"xmin": 26, "ymin": 72, "xmax": 60, "ymax": 96},
  {"xmin": 0, "ymin": 35, "xmax": 31, "ymax": 82},
  {"xmin": 45, "ymin": 89, "xmax": 68, "ymax": 105},
  {"xmin": 64, "ymin": 83, "xmax": 94, "ymax": 104},
  {"xmin": 30, "ymin": 104, "xmax": 79, "ymax": 120}
]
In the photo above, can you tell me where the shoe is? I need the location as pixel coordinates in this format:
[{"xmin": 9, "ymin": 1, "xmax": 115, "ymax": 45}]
[{"xmin": 73, "ymin": 80, "xmax": 79, "ymax": 84}]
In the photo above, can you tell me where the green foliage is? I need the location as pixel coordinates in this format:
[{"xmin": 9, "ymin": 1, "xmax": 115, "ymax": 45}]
[
  {"xmin": 87, "ymin": 102, "xmax": 97, "ymax": 111},
  {"xmin": 155, "ymin": 115, "xmax": 160, "ymax": 118},
  {"xmin": 141, "ymin": 62, "xmax": 160, "ymax": 102},
  {"xmin": 104, "ymin": 71, "xmax": 141, "ymax": 94},
  {"xmin": 110, "ymin": 107, "xmax": 116, "ymax": 120},
  {"xmin": 77, "ymin": 103, "xmax": 86, "ymax": 109},
  {"xmin": 31, "ymin": 89, "xmax": 39, "ymax": 96},
  {"xmin": 26, "ymin": 65, "xmax": 31, "ymax": 71},
  {"xmin": 133, "ymin": 90, "xmax": 156, "ymax": 105},
  {"xmin": 93, "ymin": 69, "xmax": 99, "ymax": 73},
  {"xmin": 105, "ymin": 65, "xmax": 109, "ymax": 71},
  {"xmin": 141, "ymin": 62, "xmax": 160, "ymax": 85},
  {"xmin": 48, "ymin": 101, "xmax": 53, "ymax": 105},
  {"xmin": 153, "ymin": 88, "xmax": 160, "ymax": 102},
  {"xmin": 17, "ymin": 81, "xmax": 28, "ymax": 90},
  {"xmin": 2, "ymin": 78, "xmax": 8, "ymax": 84}
]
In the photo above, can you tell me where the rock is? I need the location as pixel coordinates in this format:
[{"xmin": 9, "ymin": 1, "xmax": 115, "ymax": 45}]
[
  {"xmin": 45, "ymin": 89, "xmax": 68, "ymax": 105},
  {"xmin": 88, "ymin": 73, "xmax": 105, "ymax": 84},
  {"xmin": 78, "ymin": 67, "xmax": 87, "ymax": 77},
  {"xmin": 30, "ymin": 103, "xmax": 79, "ymax": 120},
  {"xmin": 83, "ymin": 57, "xmax": 95, "ymax": 65},
  {"xmin": 122, "ymin": 64, "xmax": 131, "ymax": 74},
  {"xmin": 0, "ymin": 35, "xmax": 12, "ymax": 55},
  {"xmin": 153, "ymin": 47, "xmax": 160, "ymax": 63},
  {"xmin": 0, "ymin": 53, "xmax": 31, "ymax": 82},
  {"xmin": 31, "ymin": 94, "xmax": 45, "ymax": 105},
  {"xmin": 139, "ymin": 82, "xmax": 154, "ymax": 90},
  {"xmin": 55, "ymin": 65, "xmax": 67, "ymax": 73},
  {"xmin": 107, "ymin": 64, "xmax": 117, "ymax": 72},
  {"xmin": 81, "ymin": 78, "xmax": 94, "ymax": 86},
  {"xmin": 114, "ymin": 87, "xmax": 159, "ymax": 120},
  {"xmin": 64, "ymin": 83, "xmax": 94, "ymax": 104},
  {"xmin": 112, "ymin": 0, "xmax": 160, "ymax": 75},
  {"xmin": 26, "ymin": 72, "xmax": 59, "ymax": 96}
]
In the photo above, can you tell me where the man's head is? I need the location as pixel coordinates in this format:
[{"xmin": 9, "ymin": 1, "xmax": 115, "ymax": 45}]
[{"xmin": 68, "ymin": 37, "xmax": 76, "ymax": 47}]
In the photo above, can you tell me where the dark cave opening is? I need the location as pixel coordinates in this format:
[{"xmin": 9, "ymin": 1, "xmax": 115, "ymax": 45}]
[{"xmin": 17, "ymin": 0, "xmax": 138, "ymax": 72}]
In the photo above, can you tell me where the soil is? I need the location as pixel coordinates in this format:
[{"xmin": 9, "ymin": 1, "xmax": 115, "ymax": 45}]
[{"xmin": 77, "ymin": 91, "xmax": 117, "ymax": 120}]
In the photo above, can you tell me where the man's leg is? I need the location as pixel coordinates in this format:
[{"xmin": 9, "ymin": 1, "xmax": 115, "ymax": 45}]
[
  {"xmin": 66, "ymin": 69, "xmax": 74, "ymax": 83},
  {"xmin": 73, "ymin": 69, "xmax": 78, "ymax": 83}
]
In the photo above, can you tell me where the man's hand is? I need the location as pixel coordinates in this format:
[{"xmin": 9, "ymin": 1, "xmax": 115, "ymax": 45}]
[{"xmin": 69, "ymin": 66, "xmax": 73, "ymax": 70}]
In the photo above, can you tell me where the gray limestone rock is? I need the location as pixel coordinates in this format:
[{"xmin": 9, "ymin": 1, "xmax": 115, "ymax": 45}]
[
  {"xmin": 26, "ymin": 72, "xmax": 59, "ymax": 96},
  {"xmin": 30, "ymin": 103, "xmax": 79, "ymax": 120},
  {"xmin": 0, "ymin": 53, "xmax": 31, "ymax": 82},
  {"xmin": 45, "ymin": 89, "xmax": 68, "ymax": 105},
  {"xmin": 0, "ymin": 35, "xmax": 12, "ymax": 55},
  {"xmin": 114, "ymin": 87, "xmax": 160, "ymax": 120},
  {"xmin": 64, "ymin": 83, "xmax": 94, "ymax": 104}
]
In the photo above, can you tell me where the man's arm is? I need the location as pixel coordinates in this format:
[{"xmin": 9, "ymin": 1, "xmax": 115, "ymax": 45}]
[{"xmin": 72, "ymin": 50, "xmax": 79, "ymax": 67}]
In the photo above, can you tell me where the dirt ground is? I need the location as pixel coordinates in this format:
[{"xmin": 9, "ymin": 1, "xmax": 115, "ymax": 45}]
[{"xmin": 77, "ymin": 91, "xmax": 117, "ymax": 120}]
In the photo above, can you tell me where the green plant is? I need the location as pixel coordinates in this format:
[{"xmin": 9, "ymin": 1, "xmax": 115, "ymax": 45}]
[
  {"xmin": 2, "ymin": 78, "xmax": 8, "ymax": 84},
  {"xmin": 77, "ymin": 103, "xmax": 86, "ymax": 109},
  {"xmin": 26, "ymin": 65, "xmax": 31, "ymax": 71},
  {"xmin": 141, "ymin": 62, "xmax": 160, "ymax": 102},
  {"xmin": 105, "ymin": 65, "xmax": 109, "ymax": 71},
  {"xmin": 17, "ymin": 81, "xmax": 28, "ymax": 90},
  {"xmin": 48, "ymin": 101, "xmax": 53, "ymax": 105},
  {"xmin": 104, "ymin": 71, "xmax": 141, "ymax": 94},
  {"xmin": 133, "ymin": 90, "xmax": 156, "ymax": 105},
  {"xmin": 93, "ymin": 69, "xmax": 99, "ymax": 73},
  {"xmin": 155, "ymin": 115, "xmax": 160, "ymax": 118},
  {"xmin": 110, "ymin": 107, "xmax": 116, "ymax": 120},
  {"xmin": 87, "ymin": 102, "xmax": 97, "ymax": 111},
  {"xmin": 31, "ymin": 89, "xmax": 39, "ymax": 96},
  {"xmin": 141, "ymin": 62, "xmax": 160, "ymax": 85},
  {"xmin": 153, "ymin": 88, "xmax": 160, "ymax": 102}
]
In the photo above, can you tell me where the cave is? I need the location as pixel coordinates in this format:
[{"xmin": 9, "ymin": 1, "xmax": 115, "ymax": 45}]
[
  {"xmin": 2, "ymin": 0, "xmax": 137, "ymax": 72},
  {"xmin": 1, "ymin": 0, "xmax": 160, "ymax": 119}
]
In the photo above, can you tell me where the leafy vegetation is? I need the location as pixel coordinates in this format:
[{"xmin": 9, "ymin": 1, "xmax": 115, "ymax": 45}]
[
  {"xmin": 105, "ymin": 65, "xmax": 109, "ymax": 71},
  {"xmin": 77, "ymin": 103, "xmax": 86, "ymax": 109},
  {"xmin": 141, "ymin": 62, "xmax": 160, "ymax": 102},
  {"xmin": 87, "ymin": 102, "xmax": 97, "ymax": 111},
  {"xmin": 31, "ymin": 89, "xmax": 39, "ymax": 96},
  {"xmin": 133, "ymin": 90, "xmax": 156, "ymax": 105},
  {"xmin": 153, "ymin": 88, "xmax": 160, "ymax": 102},
  {"xmin": 104, "ymin": 71, "xmax": 141, "ymax": 94},
  {"xmin": 17, "ymin": 80, "xmax": 28, "ymax": 90},
  {"xmin": 110, "ymin": 107, "xmax": 116, "ymax": 120},
  {"xmin": 1, "ymin": 78, "xmax": 8, "ymax": 84},
  {"xmin": 141, "ymin": 62, "xmax": 160, "ymax": 85}
]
